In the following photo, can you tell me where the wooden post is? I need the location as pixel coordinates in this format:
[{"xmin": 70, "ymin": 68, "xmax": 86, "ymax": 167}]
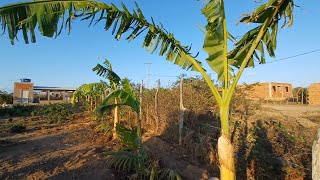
[
  {"xmin": 138, "ymin": 80, "xmax": 143, "ymax": 137},
  {"xmin": 90, "ymin": 96, "xmax": 93, "ymax": 111},
  {"xmin": 47, "ymin": 90, "xmax": 50, "ymax": 101},
  {"xmin": 155, "ymin": 79, "xmax": 160, "ymax": 132},
  {"xmin": 179, "ymin": 77, "xmax": 186, "ymax": 146},
  {"xmin": 302, "ymin": 89, "xmax": 304, "ymax": 104},
  {"xmin": 313, "ymin": 128, "xmax": 320, "ymax": 180},
  {"xmin": 306, "ymin": 93, "xmax": 308, "ymax": 104},
  {"xmin": 113, "ymin": 97, "xmax": 119, "ymax": 139},
  {"xmin": 62, "ymin": 91, "xmax": 66, "ymax": 101}
]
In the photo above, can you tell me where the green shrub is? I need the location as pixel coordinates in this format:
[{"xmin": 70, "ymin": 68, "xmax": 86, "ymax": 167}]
[
  {"xmin": 0, "ymin": 105, "xmax": 37, "ymax": 118},
  {"xmin": 106, "ymin": 125, "xmax": 181, "ymax": 180},
  {"xmin": 31, "ymin": 104, "xmax": 72, "ymax": 123},
  {"xmin": 0, "ymin": 90, "xmax": 13, "ymax": 104},
  {"xmin": 7, "ymin": 122, "xmax": 26, "ymax": 133},
  {"xmin": 95, "ymin": 120, "xmax": 113, "ymax": 134}
]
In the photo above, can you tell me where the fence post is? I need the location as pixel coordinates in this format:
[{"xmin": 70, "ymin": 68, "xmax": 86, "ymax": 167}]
[
  {"xmin": 138, "ymin": 80, "xmax": 143, "ymax": 137},
  {"xmin": 301, "ymin": 90, "xmax": 304, "ymax": 104},
  {"xmin": 179, "ymin": 77, "xmax": 186, "ymax": 146},
  {"xmin": 313, "ymin": 128, "xmax": 320, "ymax": 180},
  {"xmin": 155, "ymin": 79, "xmax": 160, "ymax": 133}
]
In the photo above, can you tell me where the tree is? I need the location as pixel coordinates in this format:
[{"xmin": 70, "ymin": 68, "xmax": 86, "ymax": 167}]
[
  {"xmin": 293, "ymin": 87, "xmax": 308, "ymax": 104},
  {"xmin": 0, "ymin": 90, "xmax": 13, "ymax": 105},
  {"xmin": 0, "ymin": 0, "xmax": 295, "ymax": 179}
]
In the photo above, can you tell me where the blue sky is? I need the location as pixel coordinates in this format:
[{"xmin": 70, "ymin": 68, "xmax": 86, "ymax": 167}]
[{"xmin": 0, "ymin": 0, "xmax": 319, "ymax": 92}]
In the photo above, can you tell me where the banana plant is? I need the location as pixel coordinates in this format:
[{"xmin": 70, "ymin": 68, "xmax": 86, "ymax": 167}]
[
  {"xmin": 71, "ymin": 82, "xmax": 109, "ymax": 112},
  {"xmin": 107, "ymin": 124, "xmax": 182, "ymax": 180},
  {"xmin": 0, "ymin": 0, "xmax": 296, "ymax": 179},
  {"xmin": 93, "ymin": 59, "xmax": 140, "ymax": 138}
]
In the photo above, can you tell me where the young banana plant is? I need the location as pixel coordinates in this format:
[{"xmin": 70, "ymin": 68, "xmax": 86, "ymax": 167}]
[
  {"xmin": 93, "ymin": 59, "xmax": 140, "ymax": 138},
  {"xmin": 0, "ymin": 0, "xmax": 296, "ymax": 179},
  {"xmin": 71, "ymin": 82, "xmax": 109, "ymax": 112}
]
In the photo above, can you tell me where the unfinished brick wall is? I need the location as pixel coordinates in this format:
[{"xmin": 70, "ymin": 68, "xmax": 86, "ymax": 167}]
[
  {"xmin": 308, "ymin": 83, "xmax": 320, "ymax": 105},
  {"xmin": 248, "ymin": 82, "xmax": 293, "ymax": 100},
  {"xmin": 13, "ymin": 82, "xmax": 34, "ymax": 104},
  {"xmin": 270, "ymin": 82, "xmax": 293, "ymax": 99},
  {"xmin": 248, "ymin": 83, "xmax": 270, "ymax": 99}
]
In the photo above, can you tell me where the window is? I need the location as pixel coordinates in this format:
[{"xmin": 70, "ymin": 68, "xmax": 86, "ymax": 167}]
[
  {"xmin": 272, "ymin": 86, "xmax": 276, "ymax": 92},
  {"xmin": 286, "ymin": 86, "xmax": 289, "ymax": 92}
]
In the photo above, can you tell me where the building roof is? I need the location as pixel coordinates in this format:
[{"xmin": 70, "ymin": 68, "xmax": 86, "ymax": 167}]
[{"xmin": 33, "ymin": 86, "xmax": 76, "ymax": 91}]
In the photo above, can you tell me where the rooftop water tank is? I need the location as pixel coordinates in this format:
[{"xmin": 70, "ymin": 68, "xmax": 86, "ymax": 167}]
[{"xmin": 20, "ymin": 78, "xmax": 31, "ymax": 83}]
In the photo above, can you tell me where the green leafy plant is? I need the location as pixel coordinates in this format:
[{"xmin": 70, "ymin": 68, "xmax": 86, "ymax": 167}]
[
  {"xmin": 0, "ymin": 105, "xmax": 36, "ymax": 117},
  {"xmin": 31, "ymin": 104, "xmax": 72, "ymax": 124},
  {"xmin": 7, "ymin": 122, "xmax": 26, "ymax": 133},
  {"xmin": 95, "ymin": 120, "xmax": 113, "ymax": 134},
  {"xmin": 0, "ymin": 90, "xmax": 13, "ymax": 104},
  {"xmin": 72, "ymin": 82, "xmax": 109, "ymax": 112},
  {"xmin": 93, "ymin": 59, "xmax": 140, "ymax": 138},
  {"xmin": 107, "ymin": 124, "xmax": 181, "ymax": 180},
  {"xmin": 0, "ymin": 0, "xmax": 296, "ymax": 179}
]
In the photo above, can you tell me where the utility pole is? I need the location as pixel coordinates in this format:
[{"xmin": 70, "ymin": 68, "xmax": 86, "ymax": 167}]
[{"xmin": 144, "ymin": 62, "xmax": 152, "ymax": 89}]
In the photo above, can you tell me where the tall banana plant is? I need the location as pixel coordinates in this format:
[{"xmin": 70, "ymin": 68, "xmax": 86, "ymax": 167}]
[
  {"xmin": 93, "ymin": 59, "xmax": 140, "ymax": 138},
  {"xmin": 0, "ymin": 0, "xmax": 296, "ymax": 179}
]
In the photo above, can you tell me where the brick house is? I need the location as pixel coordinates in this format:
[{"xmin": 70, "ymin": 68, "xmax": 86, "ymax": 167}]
[
  {"xmin": 247, "ymin": 82, "xmax": 293, "ymax": 100},
  {"xmin": 308, "ymin": 83, "xmax": 320, "ymax": 105},
  {"xmin": 13, "ymin": 80, "xmax": 34, "ymax": 104},
  {"xmin": 13, "ymin": 79, "xmax": 76, "ymax": 105}
]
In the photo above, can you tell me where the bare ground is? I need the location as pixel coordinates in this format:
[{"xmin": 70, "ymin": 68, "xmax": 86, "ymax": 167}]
[
  {"xmin": 261, "ymin": 104, "xmax": 320, "ymax": 137},
  {"xmin": 0, "ymin": 104, "xmax": 319, "ymax": 180},
  {"xmin": 0, "ymin": 114, "xmax": 126, "ymax": 180}
]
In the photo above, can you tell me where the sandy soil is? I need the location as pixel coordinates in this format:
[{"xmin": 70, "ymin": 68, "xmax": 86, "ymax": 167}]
[
  {"xmin": 0, "ymin": 114, "xmax": 126, "ymax": 180},
  {"xmin": 262, "ymin": 104, "xmax": 320, "ymax": 129},
  {"xmin": 1, "ymin": 104, "xmax": 319, "ymax": 180}
]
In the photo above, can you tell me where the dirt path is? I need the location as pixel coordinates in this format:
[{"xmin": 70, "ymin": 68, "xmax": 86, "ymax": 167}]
[{"xmin": 0, "ymin": 115, "xmax": 125, "ymax": 180}]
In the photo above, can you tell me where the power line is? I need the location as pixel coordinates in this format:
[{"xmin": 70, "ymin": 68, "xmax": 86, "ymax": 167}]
[
  {"xmin": 144, "ymin": 62, "xmax": 152, "ymax": 89},
  {"xmin": 256, "ymin": 48, "xmax": 320, "ymax": 66},
  {"xmin": 149, "ymin": 74, "xmax": 178, "ymax": 78},
  {"xmin": 148, "ymin": 48, "xmax": 320, "ymax": 77}
]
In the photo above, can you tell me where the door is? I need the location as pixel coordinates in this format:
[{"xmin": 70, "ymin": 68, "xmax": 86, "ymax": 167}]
[{"xmin": 22, "ymin": 90, "xmax": 29, "ymax": 103}]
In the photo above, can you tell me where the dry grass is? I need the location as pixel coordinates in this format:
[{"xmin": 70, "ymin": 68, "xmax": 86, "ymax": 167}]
[{"xmin": 123, "ymin": 78, "xmax": 317, "ymax": 179}]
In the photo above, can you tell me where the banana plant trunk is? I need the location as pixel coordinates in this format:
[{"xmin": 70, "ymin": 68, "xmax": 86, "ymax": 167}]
[
  {"xmin": 113, "ymin": 98, "xmax": 119, "ymax": 139},
  {"xmin": 218, "ymin": 105, "xmax": 235, "ymax": 180}
]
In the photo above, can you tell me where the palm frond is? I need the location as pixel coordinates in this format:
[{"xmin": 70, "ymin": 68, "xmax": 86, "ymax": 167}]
[
  {"xmin": 106, "ymin": 150, "xmax": 138, "ymax": 172},
  {"xmin": 98, "ymin": 89, "xmax": 139, "ymax": 114},
  {"xmin": 106, "ymin": 125, "xmax": 149, "ymax": 176},
  {"xmin": 0, "ymin": 0, "xmax": 203, "ymax": 72},
  {"xmin": 239, "ymin": 0, "xmax": 294, "ymax": 28},
  {"xmin": 158, "ymin": 168, "xmax": 182, "ymax": 180},
  {"xmin": 229, "ymin": 0, "xmax": 295, "ymax": 68},
  {"xmin": 0, "ymin": 0, "xmax": 96, "ymax": 44},
  {"xmin": 120, "ymin": 78, "xmax": 133, "ymax": 95},
  {"xmin": 92, "ymin": 59, "xmax": 121, "ymax": 86},
  {"xmin": 116, "ymin": 124, "xmax": 141, "ymax": 149}
]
